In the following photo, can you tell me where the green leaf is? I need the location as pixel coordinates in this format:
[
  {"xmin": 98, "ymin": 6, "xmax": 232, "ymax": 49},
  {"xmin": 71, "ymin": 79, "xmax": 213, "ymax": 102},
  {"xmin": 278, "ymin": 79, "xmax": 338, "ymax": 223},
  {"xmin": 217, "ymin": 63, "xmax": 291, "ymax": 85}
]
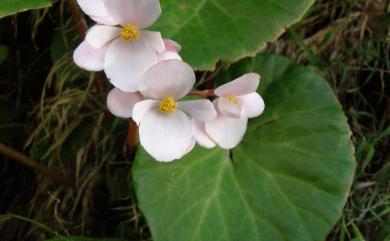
[
  {"xmin": 133, "ymin": 54, "xmax": 355, "ymax": 241},
  {"xmin": 154, "ymin": 0, "xmax": 314, "ymax": 70},
  {"xmin": 0, "ymin": 0, "xmax": 51, "ymax": 19},
  {"xmin": 0, "ymin": 45, "xmax": 8, "ymax": 64}
]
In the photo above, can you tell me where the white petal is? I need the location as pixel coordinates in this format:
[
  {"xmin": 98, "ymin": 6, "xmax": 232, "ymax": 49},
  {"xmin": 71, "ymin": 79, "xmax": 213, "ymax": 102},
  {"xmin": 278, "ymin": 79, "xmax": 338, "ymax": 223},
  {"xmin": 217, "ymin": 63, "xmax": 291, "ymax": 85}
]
[
  {"xmin": 104, "ymin": 37, "xmax": 158, "ymax": 92},
  {"xmin": 163, "ymin": 39, "xmax": 181, "ymax": 53},
  {"xmin": 178, "ymin": 99, "xmax": 216, "ymax": 122},
  {"xmin": 73, "ymin": 41, "xmax": 108, "ymax": 71},
  {"xmin": 86, "ymin": 25, "xmax": 120, "ymax": 49},
  {"xmin": 140, "ymin": 60, "xmax": 195, "ymax": 100},
  {"xmin": 205, "ymin": 114, "xmax": 248, "ymax": 149},
  {"xmin": 77, "ymin": 0, "xmax": 114, "ymax": 19},
  {"xmin": 103, "ymin": 0, "xmax": 161, "ymax": 28},
  {"xmin": 192, "ymin": 119, "xmax": 216, "ymax": 149},
  {"xmin": 132, "ymin": 99, "xmax": 159, "ymax": 125},
  {"xmin": 158, "ymin": 51, "xmax": 182, "ymax": 62},
  {"xmin": 183, "ymin": 138, "xmax": 196, "ymax": 156},
  {"xmin": 106, "ymin": 88, "xmax": 142, "ymax": 118},
  {"xmin": 214, "ymin": 73, "xmax": 260, "ymax": 97},
  {"xmin": 90, "ymin": 15, "xmax": 117, "ymax": 25},
  {"xmin": 139, "ymin": 109, "xmax": 192, "ymax": 162},
  {"xmin": 217, "ymin": 98, "xmax": 242, "ymax": 118},
  {"xmin": 237, "ymin": 93, "xmax": 265, "ymax": 118},
  {"xmin": 141, "ymin": 31, "xmax": 165, "ymax": 54}
]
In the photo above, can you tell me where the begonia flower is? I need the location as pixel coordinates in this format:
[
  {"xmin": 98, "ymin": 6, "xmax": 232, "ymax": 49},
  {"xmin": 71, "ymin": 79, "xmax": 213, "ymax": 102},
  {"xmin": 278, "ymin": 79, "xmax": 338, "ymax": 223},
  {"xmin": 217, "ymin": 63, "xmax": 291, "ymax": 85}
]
[
  {"xmin": 73, "ymin": 0, "xmax": 165, "ymax": 92},
  {"xmin": 106, "ymin": 88, "xmax": 142, "ymax": 118},
  {"xmin": 158, "ymin": 39, "xmax": 182, "ymax": 62},
  {"xmin": 203, "ymin": 74, "xmax": 265, "ymax": 149},
  {"xmin": 106, "ymin": 40, "xmax": 182, "ymax": 119},
  {"xmin": 192, "ymin": 119, "xmax": 216, "ymax": 149},
  {"xmin": 132, "ymin": 60, "xmax": 217, "ymax": 162}
]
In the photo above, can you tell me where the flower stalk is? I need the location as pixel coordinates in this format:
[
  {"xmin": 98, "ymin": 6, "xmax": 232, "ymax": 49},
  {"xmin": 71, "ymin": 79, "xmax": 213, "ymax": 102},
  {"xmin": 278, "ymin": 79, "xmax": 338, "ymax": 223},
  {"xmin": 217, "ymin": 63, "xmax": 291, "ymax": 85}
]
[{"xmin": 187, "ymin": 89, "xmax": 214, "ymax": 98}]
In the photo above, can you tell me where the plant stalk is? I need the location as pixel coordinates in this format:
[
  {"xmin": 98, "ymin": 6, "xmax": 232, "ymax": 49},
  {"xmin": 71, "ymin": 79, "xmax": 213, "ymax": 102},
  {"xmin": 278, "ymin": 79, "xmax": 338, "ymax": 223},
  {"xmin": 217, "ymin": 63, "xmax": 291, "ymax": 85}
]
[{"xmin": 0, "ymin": 143, "xmax": 75, "ymax": 189}]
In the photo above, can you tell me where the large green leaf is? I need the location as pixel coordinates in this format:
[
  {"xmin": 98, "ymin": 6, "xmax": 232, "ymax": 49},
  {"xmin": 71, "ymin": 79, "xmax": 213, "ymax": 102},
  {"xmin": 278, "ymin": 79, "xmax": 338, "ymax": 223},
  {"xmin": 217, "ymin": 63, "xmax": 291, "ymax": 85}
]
[
  {"xmin": 0, "ymin": 0, "xmax": 51, "ymax": 19},
  {"xmin": 154, "ymin": 0, "xmax": 314, "ymax": 70},
  {"xmin": 133, "ymin": 54, "xmax": 355, "ymax": 241}
]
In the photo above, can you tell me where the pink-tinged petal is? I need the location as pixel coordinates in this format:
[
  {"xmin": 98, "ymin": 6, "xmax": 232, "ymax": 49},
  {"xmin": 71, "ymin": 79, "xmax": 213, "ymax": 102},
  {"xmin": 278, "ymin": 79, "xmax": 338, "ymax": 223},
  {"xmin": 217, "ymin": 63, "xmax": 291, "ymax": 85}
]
[
  {"xmin": 183, "ymin": 137, "xmax": 196, "ymax": 156},
  {"xmin": 139, "ymin": 60, "xmax": 195, "ymax": 100},
  {"xmin": 106, "ymin": 88, "xmax": 142, "ymax": 118},
  {"xmin": 192, "ymin": 119, "xmax": 216, "ymax": 149},
  {"xmin": 86, "ymin": 25, "xmax": 120, "ymax": 49},
  {"xmin": 178, "ymin": 99, "xmax": 217, "ymax": 122},
  {"xmin": 158, "ymin": 51, "xmax": 182, "ymax": 62},
  {"xmin": 77, "ymin": 0, "xmax": 114, "ymax": 19},
  {"xmin": 103, "ymin": 0, "xmax": 161, "ymax": 28},
  {"xmin": 105, "ymin": 37, "xmax": 158, "ymax": 92},
  {"xmin": 141, "ymin": 31, "xmax": 165, "ymax": 54},
  {"xmin": 73, "ymin": 41, "xmax": 108, "ymax": 71},
  {"xmin": 214, "ymin": 73, "xmax": 260, "ymax": 97},
  {"xmin": 163, "ymin": 39, "xmax": 181, "ymax": 53},
  {"xmin": 205, "ymin": 113, "xmax": 248, "ymax": 149},
  {"xmin": 217, "ymin": 98, "xmax": 242, "ymax": 118},
  {"xmin": 132, "ymin": 99, "xmax": 159, "ymax": 125},
  {"xmin": 90, "ymin": 15, "xmax": 117, "ymax": 25},
  {"xmin": 237, "ymin": 93, "xmax": 265, "ymax": 118},
  {"xmin": 139, "ymin": 109, "xmax": 192, "ymax": 162}
]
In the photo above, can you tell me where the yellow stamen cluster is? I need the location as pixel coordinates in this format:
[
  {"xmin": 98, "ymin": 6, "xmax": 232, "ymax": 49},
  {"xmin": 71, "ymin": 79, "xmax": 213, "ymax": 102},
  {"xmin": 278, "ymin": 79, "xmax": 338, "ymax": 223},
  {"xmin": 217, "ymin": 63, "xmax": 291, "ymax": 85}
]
[
  {"xmin": 120, "ymin": 24, "xmax": 139, "ymax": 41},
  {"xmin": 227, "ymin": 96, "xmax": 238, "ymax": 104},
  {"xmin": 159, "ymin": 97, "xmax": 177, "ymax": 115}
]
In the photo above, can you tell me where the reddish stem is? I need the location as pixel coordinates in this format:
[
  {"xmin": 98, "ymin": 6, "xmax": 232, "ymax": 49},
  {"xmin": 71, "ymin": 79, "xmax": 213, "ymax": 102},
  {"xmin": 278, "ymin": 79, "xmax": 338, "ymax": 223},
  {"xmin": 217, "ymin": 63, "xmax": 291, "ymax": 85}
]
[
  {"xmin": 127, "ymin": 120, "xmax": 138, "ymax": 150},
  {"xmin": 187, "ymin": 89, "xmax": 215, "ymax": 98}
]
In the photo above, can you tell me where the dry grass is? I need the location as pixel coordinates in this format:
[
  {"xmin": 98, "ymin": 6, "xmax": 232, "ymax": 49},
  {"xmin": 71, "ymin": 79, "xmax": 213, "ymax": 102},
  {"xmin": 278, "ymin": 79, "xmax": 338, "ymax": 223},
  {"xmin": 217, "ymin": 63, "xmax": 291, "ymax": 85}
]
[{"xmin": 0, "ymin": 0, "xmax": 388, "ymax": 240}]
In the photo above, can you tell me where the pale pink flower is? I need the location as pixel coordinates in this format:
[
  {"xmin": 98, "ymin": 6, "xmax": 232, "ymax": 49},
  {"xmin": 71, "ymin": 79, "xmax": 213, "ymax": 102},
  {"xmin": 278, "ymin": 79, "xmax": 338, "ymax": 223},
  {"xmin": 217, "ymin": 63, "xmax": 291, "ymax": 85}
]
[
  {"xmin": 132, "ymin": 60, "xmax": 217, "ymax": 162},
  {"xmin": 106, "ymin": 88, "xmax": 142, "ymax": 118},
  {"xmin": 202, "ymin": 73, "xmax": 265, "ymax": 149},
  {"xmin": 73, "ymin": 0, "xmax": 165, "ymax": 92},
  {"xmin": 192, "ymin": 119, "xmax": 216, "ymax": 149},
  {"xmin": 106, "ymin": 40, "xmax": 182, "ymax": 119},
  {"xmin": 158, "ymin": 39, "xmax": 182, "ymax": 62}
]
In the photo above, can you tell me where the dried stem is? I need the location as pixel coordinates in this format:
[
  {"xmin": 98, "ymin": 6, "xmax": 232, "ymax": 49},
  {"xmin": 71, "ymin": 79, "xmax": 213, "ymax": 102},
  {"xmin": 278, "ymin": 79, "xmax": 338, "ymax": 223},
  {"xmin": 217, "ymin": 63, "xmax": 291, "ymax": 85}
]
[{"xmin": 0, "ymin": 143, "xmax": 75, "ymax": 188}]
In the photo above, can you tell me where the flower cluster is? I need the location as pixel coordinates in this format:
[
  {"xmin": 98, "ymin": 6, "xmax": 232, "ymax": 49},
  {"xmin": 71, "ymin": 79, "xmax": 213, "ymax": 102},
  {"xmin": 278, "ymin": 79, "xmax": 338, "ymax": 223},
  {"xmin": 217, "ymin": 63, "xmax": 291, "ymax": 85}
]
[{"xmin": 73, "ymin": 0, "xmax": 265, "ymax": 162}]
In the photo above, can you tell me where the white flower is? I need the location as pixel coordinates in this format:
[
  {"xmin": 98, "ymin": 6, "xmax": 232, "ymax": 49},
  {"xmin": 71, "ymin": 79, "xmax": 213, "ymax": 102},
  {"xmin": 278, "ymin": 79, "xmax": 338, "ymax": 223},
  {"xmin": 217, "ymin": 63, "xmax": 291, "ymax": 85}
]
[
  {"xmin": 73, "ymin": 0, "xmax": 165, "ymax": 92},
  {"xmin": 132, "ymin": 60, "xmax": 217, "ymax": 162},
  {"xmin": 158, "ymin": 39, "xmax": 182, "ymax": 62},
  {"xmin": 196, "ymin": 74, "xmax": 265, "ymax": 149},
  {"xmin": 106, "ymin": 88, "xmax": 142, "ymax": 118},
  {"xmin": 106, "ymin": 39, "xmax": 182, "ymax": 119}
]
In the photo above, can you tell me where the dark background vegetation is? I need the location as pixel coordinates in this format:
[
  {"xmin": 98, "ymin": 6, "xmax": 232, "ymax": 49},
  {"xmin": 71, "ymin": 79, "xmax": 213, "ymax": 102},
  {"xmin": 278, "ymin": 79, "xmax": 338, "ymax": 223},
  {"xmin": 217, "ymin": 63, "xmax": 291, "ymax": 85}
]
[{"xmin": 0, "ymin": 0, "xmax": 389, "ymax": 240}]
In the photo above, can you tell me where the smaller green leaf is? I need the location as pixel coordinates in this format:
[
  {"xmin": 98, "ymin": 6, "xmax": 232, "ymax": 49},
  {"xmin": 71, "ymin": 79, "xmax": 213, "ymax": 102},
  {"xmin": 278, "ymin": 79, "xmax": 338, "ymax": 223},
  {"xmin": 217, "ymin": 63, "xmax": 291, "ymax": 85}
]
[
  {"xmin": 0, "ymin": 45, "xmax": 8, "ymax": 64},
  {"xmin": 0, "ymin": 0, "xmax": 52, "ymax": 19}
]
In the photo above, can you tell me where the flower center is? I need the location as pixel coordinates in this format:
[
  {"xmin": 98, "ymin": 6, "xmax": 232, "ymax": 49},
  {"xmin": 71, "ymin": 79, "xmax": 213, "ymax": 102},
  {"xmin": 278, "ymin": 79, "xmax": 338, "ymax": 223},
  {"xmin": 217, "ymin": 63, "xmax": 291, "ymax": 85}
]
[
  {"xmin": 120, "ymin": 24, "xmax": 139, "ymax": 41},
  {"xmin": 227, "ymin": 96, "xmax": 238, "ymax": 104},
  {"xmin": 159, "ymin": 97, "xmax": 177, "ymax": 115}
]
